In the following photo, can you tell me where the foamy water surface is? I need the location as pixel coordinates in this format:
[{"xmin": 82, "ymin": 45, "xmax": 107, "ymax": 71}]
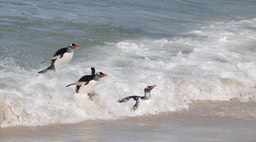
[{"xmin": 1, "ymin": 1, "xmax": 256, "ymax": 127}]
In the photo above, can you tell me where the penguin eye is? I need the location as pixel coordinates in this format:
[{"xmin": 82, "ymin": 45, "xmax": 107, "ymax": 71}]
[{"xmin": 70, "ymin": 43, "xmax": 75, "ymax": 46}]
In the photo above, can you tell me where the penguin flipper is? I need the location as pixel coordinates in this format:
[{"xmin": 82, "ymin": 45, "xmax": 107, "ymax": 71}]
[
  {"xmin": 49, "ymin": 55, "xmax": 61, "ymax": 60},
  {"xmin": 41, "ymin": 55, "xmax": 61, "ymax": 64},
  {"xmin": 66, "ymin": 81, "xmax": 86, "ymax": 87},
  {"xmin": 91, "ymin": 67, "xmax": 95, "ymax": 75},
  {"xmin": 133, "ymin": 100, "xmax": 140, "ymax": 110}
]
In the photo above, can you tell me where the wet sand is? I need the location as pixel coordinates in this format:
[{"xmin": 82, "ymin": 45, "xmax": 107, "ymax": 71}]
[{"xmin": 0, "ymin": 101, "xmax": 255, "ymax": 142}]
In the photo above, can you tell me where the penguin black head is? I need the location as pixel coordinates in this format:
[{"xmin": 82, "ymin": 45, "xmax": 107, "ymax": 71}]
[
  {"xmin": 93, "ymin": 72, "xmax": 107, "ymax": 81},
  {"xmin": 144, "ymin": 85, "xmax": 156, "ymax": 92},
  {"xmin": 69, "ymin": 43, "xmax": 79, "ymax": 49}
]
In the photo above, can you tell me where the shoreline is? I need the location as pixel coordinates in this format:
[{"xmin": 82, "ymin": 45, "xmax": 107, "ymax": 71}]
[{"xmin": 0, "ymin": 101, "xmax": 256, "ymax": 142}]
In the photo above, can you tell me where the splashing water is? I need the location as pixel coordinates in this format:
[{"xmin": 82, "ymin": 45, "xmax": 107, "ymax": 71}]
[{"xmin": 1, "ymin": 17, "xmax": 256, "ymax": 127}]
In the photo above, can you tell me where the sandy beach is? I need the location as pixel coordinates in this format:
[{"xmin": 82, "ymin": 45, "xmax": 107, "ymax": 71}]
[{"xmin": 0, "ymin": 101, "xmax": 255, "ymax": 142}]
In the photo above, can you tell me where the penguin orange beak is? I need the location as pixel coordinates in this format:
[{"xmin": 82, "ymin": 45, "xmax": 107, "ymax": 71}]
[
  {"xmin": 148, "ymin": 85, "xmax": 156, "ymax": 89},
  {"xmin": 72, "ymin": 45, "xmax": 79, "ymax": 49},
  {"xmin": 100, "ymin": 73, "xmax": 108, "ymax": 77}
]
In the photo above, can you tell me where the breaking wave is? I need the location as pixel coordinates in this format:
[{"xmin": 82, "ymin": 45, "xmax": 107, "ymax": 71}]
[{"xmin": 1, "ymin": 18, "xmax": 256, "ymax": 127}]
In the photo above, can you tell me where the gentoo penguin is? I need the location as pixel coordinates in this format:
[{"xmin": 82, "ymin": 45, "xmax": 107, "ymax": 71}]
[
  {"xmin": 66, "ymin": 67, "xmax": 107, "ymax": 98},
  {"xmin": 119, "ymin": 85, "xmax": 156, "ymax": 110},
  {"xmin": 38, "ymin": 43, "xmax": 79, "ymax": 73}
]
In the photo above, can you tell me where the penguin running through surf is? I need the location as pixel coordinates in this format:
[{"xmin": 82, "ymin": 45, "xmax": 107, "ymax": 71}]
[
  {"xmin": 38, "ymin": 43, "xmax": 79, "ymax": 73},
  {"xmin": 66, "ymin": 67, "xmax": 107, "ymax": 98},
  {"xmin": 119, "ymin": 85, "xmax": 156, "ymax": 110}
]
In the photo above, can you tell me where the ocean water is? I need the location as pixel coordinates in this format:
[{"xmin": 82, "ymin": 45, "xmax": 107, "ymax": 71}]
[{"xmin": 0, "ymin": 0, "xmax": 256, "ymax": 127}]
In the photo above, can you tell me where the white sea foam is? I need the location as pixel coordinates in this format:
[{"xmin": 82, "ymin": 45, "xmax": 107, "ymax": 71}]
[{"xmin": 1, "ymin": 18, "xmax": 256, "ymax": 127}]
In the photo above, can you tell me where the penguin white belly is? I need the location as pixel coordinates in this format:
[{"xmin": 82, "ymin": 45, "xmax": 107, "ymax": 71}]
[
  {"xmin": 54, "ymin": 51, "xmax": 73, "ymax": 71},
  {"xmin": 78, "ymin": 80, "xmax": 98, "ymax": 95}
]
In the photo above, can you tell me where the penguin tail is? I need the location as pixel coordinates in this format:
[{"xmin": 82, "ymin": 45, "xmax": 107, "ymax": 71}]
[
  {"xmin": 118, "ymin": 99, "xmax": 126, "ymax": 103},
  {"xmin": 38, "ymin": 68, "xmax": 48, "ymax": 73},
  {"xmin": 118, "ymin": 96, "xmax": 132, "ymax": 103},
  {"xmin": 38, "ymin": 64, "xmax": 54, "ymax": 73}
]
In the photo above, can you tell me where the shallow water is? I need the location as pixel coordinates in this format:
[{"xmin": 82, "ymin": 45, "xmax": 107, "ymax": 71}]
[
  {"xmin": 0, "ymin": 101, "xmax": 255, "ymax": 142},
  {"xmin": 0, "ymin": 0, "xmax": 256, "ymax": 127}
]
